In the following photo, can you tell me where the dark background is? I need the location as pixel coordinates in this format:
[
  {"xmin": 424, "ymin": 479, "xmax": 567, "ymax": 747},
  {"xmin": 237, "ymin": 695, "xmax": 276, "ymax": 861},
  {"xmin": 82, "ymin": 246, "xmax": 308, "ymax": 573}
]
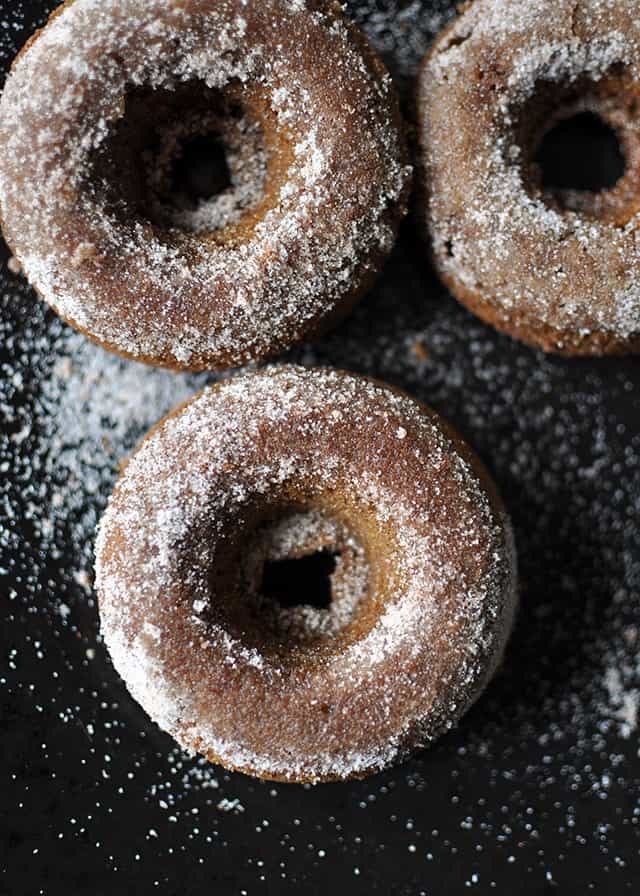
[{"xmin": 1, "ymin": 1, "xmax": 639, "ymax": 893}]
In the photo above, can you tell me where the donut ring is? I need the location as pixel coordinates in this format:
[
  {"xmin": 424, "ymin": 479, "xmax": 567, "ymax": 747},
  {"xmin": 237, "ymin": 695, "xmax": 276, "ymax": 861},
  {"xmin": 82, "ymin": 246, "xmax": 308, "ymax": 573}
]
[
  {"xmin": 95, "ymin": 366, "xmax": 518, "ymax": 783},
  {"xmin": 417, "ymin": 0, "xmax": 640, "ymax": 355},
  {"xmin": 0, "ymin": 0, "xmax": 410, "ymax": 371}
]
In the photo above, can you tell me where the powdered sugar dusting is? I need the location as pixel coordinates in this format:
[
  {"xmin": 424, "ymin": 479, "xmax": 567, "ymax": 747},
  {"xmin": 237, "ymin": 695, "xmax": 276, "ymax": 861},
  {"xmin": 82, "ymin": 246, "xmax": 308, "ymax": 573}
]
[
  {"xmin": 419, "ymin": 0, "xmax": 640, "ymax": 351},
  {"xmin": 0, "ymin": 0, "xmax": 410, "ymax": 369},
  {"xmin": 95, "ymin": 367, "xmax": 516, "ymax": 782}
]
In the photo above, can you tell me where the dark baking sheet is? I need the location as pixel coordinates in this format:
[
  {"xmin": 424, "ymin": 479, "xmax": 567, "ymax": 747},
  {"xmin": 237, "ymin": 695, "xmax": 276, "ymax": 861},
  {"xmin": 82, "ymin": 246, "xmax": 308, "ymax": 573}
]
[{"xmin": 1, "ymin": 1, "xmax": 639, "ymax": 893}]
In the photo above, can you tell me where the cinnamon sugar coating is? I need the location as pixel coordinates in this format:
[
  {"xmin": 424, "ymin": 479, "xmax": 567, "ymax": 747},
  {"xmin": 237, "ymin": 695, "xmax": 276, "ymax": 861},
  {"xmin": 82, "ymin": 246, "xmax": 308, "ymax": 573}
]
[
  {"xmin": 95, "ymin": 367, "xmax": 518, "ymax": 783},
  {"xmin": 417, "ymin": 0, "xmax": 640, "ymax": 356},
  {"xmin": 0, "ymin": 0, "xmax": 411, "ymax": 370}
]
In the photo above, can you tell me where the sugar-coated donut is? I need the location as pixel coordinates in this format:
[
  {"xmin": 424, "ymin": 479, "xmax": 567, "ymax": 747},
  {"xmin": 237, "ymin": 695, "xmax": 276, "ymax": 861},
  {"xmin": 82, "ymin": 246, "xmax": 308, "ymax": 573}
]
[
  {"xmin": 95, "ymin": 366, "xmax": 518, "ymax": 783},
  {"xmin": 417, "ymin": 0, "xmax": 640, "ymax": 355},
  {"xmin": 0, "ymin": 0, "xmax": 410, "ymax": 371}
]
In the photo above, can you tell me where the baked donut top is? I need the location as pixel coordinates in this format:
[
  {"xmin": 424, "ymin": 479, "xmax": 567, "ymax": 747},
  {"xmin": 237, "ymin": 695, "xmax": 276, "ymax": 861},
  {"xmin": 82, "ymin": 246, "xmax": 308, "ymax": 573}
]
[
  {"xmin": 418, "ymin": 0, "xmax": 640, "ymax": 348},
  {"xmin": 95, "ymin": 367, "xmax": 516, "ymax": 781},
  {"xmin": 0, "ymin": 0, "xmax": 410, "ymax": 369}
]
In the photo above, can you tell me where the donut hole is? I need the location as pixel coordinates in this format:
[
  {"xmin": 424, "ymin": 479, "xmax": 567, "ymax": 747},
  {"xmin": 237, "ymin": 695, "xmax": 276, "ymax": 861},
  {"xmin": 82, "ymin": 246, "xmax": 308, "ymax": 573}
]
[
  {"xmin": 198, "ymin": 506, "xmax": 387, "ymax": 660},
  {"xmin": 92, "ymin": 82, "xmax": 291, "ymax": 239},
  {"xmin": 535, "ymin": 111, "xmax": 625, "ymax": 194},
  {"xmin": 260, "ymin": 549, "xmax": 338, "ymax": 610},
  {"xmin": 169, "ymin": 134, "xmax": 233, "ymax": 204},
  {"xmin": 244, "ymin": 509, "xmax": 371, "ymax": 652},
  {"xmin": 149, "ymin": 105, "xmax": 268, "ymax": 235},
  {"xmin": 516, "ymin": 74, "xmax": 640, "ymax": 222}
]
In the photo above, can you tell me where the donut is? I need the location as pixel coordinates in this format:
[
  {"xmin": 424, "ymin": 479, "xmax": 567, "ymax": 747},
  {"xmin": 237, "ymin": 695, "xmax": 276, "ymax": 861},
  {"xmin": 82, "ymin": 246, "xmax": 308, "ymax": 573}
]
[
  {"xmin": 417, "ymin": 0, "xmax": 640, "ymax": 356},
  {"xmin": 95, "ymin": 366, "xmax": 518, "ymax": 783},
  {"xmin": 0, "ymin": 0, "xmax": 410, "ymax": 371}
]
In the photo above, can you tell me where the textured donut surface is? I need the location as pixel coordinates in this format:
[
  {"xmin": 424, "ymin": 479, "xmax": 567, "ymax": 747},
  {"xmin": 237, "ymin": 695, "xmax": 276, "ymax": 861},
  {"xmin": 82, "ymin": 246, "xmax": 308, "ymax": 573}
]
[
  {"xmin": 95, "ymin": 366, "xmax": 518, "ymax": 783},
  {"xmin": 417, "ymin": 0, "xmax": 640, "ymax": 355},
  {"xmin": 0, "ymin": 0, "xmax": 410, "ymax": 370}
]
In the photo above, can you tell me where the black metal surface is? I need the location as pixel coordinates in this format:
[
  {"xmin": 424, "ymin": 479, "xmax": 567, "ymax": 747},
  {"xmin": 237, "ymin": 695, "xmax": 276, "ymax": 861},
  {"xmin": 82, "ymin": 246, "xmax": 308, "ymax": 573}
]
[{"xmin": 1, "ymin": 2, "xmax": 639, "ymax": 894}]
